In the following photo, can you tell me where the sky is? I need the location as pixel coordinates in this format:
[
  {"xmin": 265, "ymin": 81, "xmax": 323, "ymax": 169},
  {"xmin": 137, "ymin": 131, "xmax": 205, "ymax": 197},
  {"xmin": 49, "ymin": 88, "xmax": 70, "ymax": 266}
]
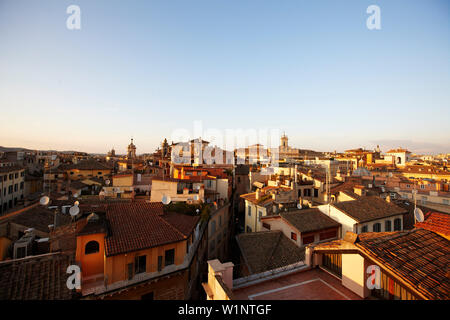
[{"xmin": 0, "ymin": 0, "xmax": 449, "ymax": 155}]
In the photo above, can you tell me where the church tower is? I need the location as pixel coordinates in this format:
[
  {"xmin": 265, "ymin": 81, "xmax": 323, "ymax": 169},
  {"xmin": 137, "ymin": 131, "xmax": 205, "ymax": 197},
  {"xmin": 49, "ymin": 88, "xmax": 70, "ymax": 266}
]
[
  {"xmin": 127, "ymin": 138, "xmax": 136, "ymax": 159},
  {"xmin": 280, "ymin": 132, "xmax": 288, "ymax": 153}
]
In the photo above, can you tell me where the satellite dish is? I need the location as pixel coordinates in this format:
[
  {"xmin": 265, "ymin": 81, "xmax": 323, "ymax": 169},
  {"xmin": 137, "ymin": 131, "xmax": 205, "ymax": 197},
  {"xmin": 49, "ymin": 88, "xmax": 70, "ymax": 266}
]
[
  {"xmin": 297, "ymin": 203, "xmax": 302, "ymax": 209},
  {"xmin": 162, "ymin": 195, "xmax": 171, "ymax": 205},
  {"xmin": 40, "ymin": 196, "xmax": 50, "ymax": 206},
  {"xmin": 105, "ymin": 179, "xmax": 110, "ymax": 186},
  {"xmin": 74, "ymin": 201, "xmax": 80, "ymax": 206},
  {"xmin": 73, "ymin": 193, "xmax": 79, "ymax": 198},
  {"xmin": 193, "ymin": 195, "xmax": 199, "ymax": 201},
  {"xmin": 69, "ymin": 206, "xmax": 80, "ymax": 217},
  {"xmin": 414, "ymin": 208, "xmax": 424, "ymax": 223},
  {"xmin": 196, "ymin": 209, "xmax": 200, "ymax": 215}
]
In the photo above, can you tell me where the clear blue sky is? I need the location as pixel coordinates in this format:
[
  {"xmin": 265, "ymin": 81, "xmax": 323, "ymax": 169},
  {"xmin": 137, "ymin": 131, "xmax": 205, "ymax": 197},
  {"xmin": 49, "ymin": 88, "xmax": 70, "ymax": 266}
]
[{"xmin": 0, "ymin": 0, "xmax": 449, "ymax": 154}]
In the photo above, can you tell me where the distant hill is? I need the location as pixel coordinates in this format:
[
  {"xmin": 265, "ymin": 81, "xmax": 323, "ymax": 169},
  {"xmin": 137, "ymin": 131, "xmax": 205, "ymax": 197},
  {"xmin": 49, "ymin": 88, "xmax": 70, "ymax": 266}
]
[
  {"xmin": 0, "ymin": 146, "xmax": 90, "ymax": 155},
  {"xmin": 0, "ymin": 146, "xmax": 32, "ymax": 152}
]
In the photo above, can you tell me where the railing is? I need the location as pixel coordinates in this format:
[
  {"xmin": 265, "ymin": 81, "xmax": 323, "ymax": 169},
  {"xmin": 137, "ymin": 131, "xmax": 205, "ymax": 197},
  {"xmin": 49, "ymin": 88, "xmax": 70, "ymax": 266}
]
[{"xmin": 232, "ymin": 261, "xmax": 309, "ymax": 289}]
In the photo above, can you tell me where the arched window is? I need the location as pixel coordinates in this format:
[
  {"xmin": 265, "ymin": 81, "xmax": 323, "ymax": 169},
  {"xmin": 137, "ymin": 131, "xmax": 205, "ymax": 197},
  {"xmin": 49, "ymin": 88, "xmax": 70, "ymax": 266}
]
[
  {"xmin": 85, "ymin": 241, "xmax": 99, "ymax": 255},
  {"xmin": 373, "ymin": 223, "xmax": 381, "ymax": 232},
  {"xmin": 385, "ymin": 220, "xmax": 392, "ymax": 232},
  {"xmin": 394, "ymin": 218, "xmax": 402, "ymax": 231}
]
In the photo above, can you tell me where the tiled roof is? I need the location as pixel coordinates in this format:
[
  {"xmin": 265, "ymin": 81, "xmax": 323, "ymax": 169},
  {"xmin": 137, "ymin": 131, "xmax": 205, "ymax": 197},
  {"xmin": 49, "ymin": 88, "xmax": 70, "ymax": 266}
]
[
  {"xmin": 0, "ymin": 253, "xmax": 76, "ymax": 300},
  {"xmin": 280, "ymin": 208, "xmax": 340, "ymax": 233},
  {"xmin": 330, "ymin": 181, "xmax": 357, "ymax": 194},
  {"xmin": 415, "ymin": 212, "xmax": 450, "ymax": 237},
  {"xmin": 0, "ymin": 205, "xmax": 71, "ymax": 233},
  {"xmin": 386, "ymin": 148, "xmax": 410, "ymax": 153},
  {"xmin": 236, "ymin": 231, "xmax": 305, "ymax": 274},
  {"xmin": 332, "ymin": 196, "xmax": 407, "ymax": 223},
  {"xmin": 356, "ymin": 229, "xmax": 450, "ymax": 300},
  {"xmin": 0, "ymin": 165, "xmax": 25, "ymax": 173},
  {"xmin": 63, "ymin": 159, "xmax": 112, "ymax": 171},
  {"xmin": 240, "ymin": 193, "xmax": 274, "ymax": 206},
  {"xmin": 105, "ymin": 202, "xmax": 199, "ymax": 256}
]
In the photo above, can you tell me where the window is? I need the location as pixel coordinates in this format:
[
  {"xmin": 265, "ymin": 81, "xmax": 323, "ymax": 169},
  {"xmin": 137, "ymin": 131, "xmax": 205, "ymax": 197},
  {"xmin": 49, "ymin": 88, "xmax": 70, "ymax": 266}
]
[
  {"xmin": 20, "ymin": 182, "xmax": 24, "ymax": 190},
  {"xmin": 165, "ymin": 249, "xmax": 175, "ymax": 266},
  {"xmin": 394, "ymin": 218, "xmax": 402, "ymax": 231},
  {"xmin": 258, "ymin": 211, "xmax": 262, "ymax": 222},
  {"xmin": 135, "ymin": 255, "xmax": 147, "ymax": 274},
  {"xmin": 157, "ymin": 256, "xmax": 163, "ymax": 271},
  {"xmin": 420, "ymin": 184, "xmax": 425, "ymax": 189},
  {"xmin": 385, "ymin": 220, "xmax": 392, "ymax": 232},
  {"xmin": 361, "ymin": 225, "xmax": 368, "ymax": 233},
  {"xmin": 237, "ymin": 177, "xmax": 241, "ymax": 183},
  {"xmin": 302, "ymin": 235, "xmax": 314, "ymax": 245},
  {"xmin": 14, "ymin": 173, "xmax": 18, "ymax": 179},
  {"xmin": 85, "ymin": 241, "xmax": 100, "ymax": 254},
  {"xmin": 248, "ymin": 206, "xmax": 252, "ymax": 216},
  {"xmin": 406, "ymin": 184, "xmax": 410, "ymax": 188},
  {"xmin": 291, "ymin": 232, "xmax": 297, "ymax": 241},
  {"xmin": 262, "ymin": 222, "xmax": 271, "ymax": 230},
  {"xmin": 313, "ymin": 188, "xmax": 319, "ymax": 198},
  {"xmin": 373, "ymin": 223, "xmax": 381, "ymax": 232},
  {"xmin": 141, "ymin": 292, "xmax": 154, "ymax": 300},
  {"xmin": 211, "ymin": 220, "xmax": 216, "ymax": 235},
  {"xmin": 219, "ymin": 215, "xmax": 222, "ymax": 226},
  {"xmin": 127, "ymin": 263, "xmax": 134, "ymax": 280},
  {"xmin": 320, "ymin": 230, "xmax": 337, "ymax": 241},
  {"xmin": 16, "ymin": 247, "xmax": 26, "ymax": 259}
]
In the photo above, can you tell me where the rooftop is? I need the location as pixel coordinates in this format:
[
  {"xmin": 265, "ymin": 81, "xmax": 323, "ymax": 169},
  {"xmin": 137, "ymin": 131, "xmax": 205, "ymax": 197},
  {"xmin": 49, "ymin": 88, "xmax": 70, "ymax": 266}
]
[
  {"xmin": 0, "ymin": 253, "xmax": 76, "ymax": 300},
  {"xmin": 415, "ymin": 211, "xmax": 450, "ymax": 238},
  {"xmin": 236, "ymin": 231, "xmax": 305, "ymax": 275},
  {"xmin": 105, "ymin": 202, "xmax": 200, "ymax": 256},
  {"xmin": 356, "ymin": 229, "xmax": 450, "ymax": 300},
  {"xmin": 279, "ymin": 208, "xmax": 341, "ymax": 233},
  {"xmin": 233, "ymin": 268, "xmax": 362, "ymax": 300},
  {"xmin": 332, "ymin": 196, "xmax": 407, "ymax": 223}
]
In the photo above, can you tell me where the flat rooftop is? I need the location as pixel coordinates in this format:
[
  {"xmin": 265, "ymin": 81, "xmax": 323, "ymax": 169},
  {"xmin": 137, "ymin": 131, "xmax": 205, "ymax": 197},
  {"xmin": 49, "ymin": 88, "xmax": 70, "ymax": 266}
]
[{"xmin": 233, "ymin": 268, "xmax": 362, "ymax": 300}]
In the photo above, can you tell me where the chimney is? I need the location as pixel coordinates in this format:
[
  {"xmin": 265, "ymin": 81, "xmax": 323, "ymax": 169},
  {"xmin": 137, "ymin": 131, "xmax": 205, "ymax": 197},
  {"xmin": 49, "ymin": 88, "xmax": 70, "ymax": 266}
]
[
  {"xmin": 385, "ymin": 194, "xmax": 391, "ymax": 203},
  {"xmin": 256, "ymin": 188, "xmax": 261, "ymax": 200}
]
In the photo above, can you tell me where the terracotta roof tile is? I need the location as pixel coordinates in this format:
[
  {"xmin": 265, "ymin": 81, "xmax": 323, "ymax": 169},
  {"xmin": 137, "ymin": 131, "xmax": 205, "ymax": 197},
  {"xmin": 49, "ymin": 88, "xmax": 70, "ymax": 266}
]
[
  {"xmin": 0, "ymin": 253, "xmax": 76, "ymax": 300},
  {"xmin": 105, "ymin": 202, "xmax": 199, "ymax": 256},
  {"xmin": 236, "ymin": 231, "xmax": 305, "ymax": 274},
  {"xmin": 332, "ymin": 196, "xmax": 407, "ymax": 223},
  {"xmin": 415, "ymin": 212, "xmax": 450, "ymax": 237},
  {"xmin": 280, "ymin": 208, "xmax": 340, "ymax": 233},
  {"xmin": 356, "ymin": 229, "xmax": 450, "ymax": 300}
]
